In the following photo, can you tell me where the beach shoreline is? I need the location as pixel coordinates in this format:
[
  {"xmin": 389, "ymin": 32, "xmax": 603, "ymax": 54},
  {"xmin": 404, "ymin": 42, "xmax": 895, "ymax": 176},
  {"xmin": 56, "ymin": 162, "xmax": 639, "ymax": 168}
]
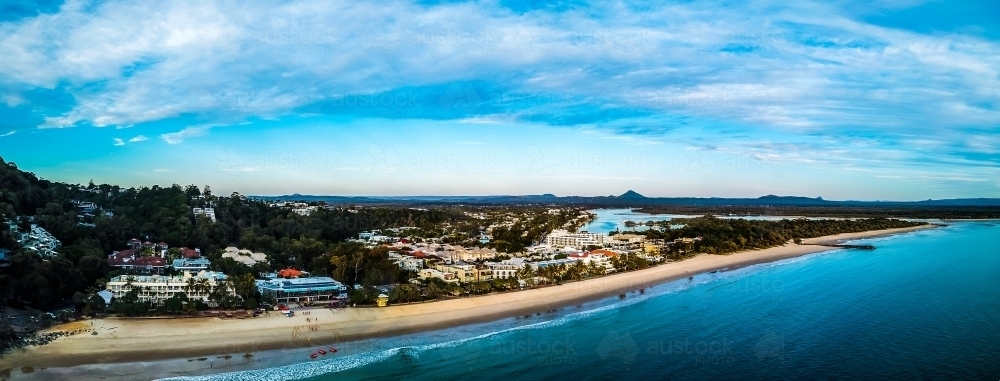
[{"xmin": 0, "ymin": 224, "xmax": 937, "ymax": 375}]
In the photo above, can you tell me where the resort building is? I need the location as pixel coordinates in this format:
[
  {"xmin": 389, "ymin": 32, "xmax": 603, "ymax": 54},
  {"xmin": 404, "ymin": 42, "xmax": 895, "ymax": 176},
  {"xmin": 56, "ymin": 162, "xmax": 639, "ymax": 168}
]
[
  {"xmin": 107, "ymin": 249, "xmax": 168, "ymax": 274},
  {"xmin": 255, "ymin": 276, "xmax": 348, "ymax": 304},
  {"xmin": 434, "ymin": 263, "xmax": 492, "ymax": 283},
  {"xmin": 529, "ymin": 258, "xmax": 580, "ymax": 270},
  {"xmin": 172, "ymin": 257, "xmax": 211, "ymax": 271},
  {"xmin": 606, "ymin": 233, "xmax": 646, "ymax": 250},
  {"xmin": 418, "ymin": 268, "xmax": 460, "ymax": 283},
  {"xmin": 643, "ymin": 239, "xmax": 667, "ymax": 255},
  {"xmin": 543, "ymin": 229, "xmax": 605, "ymax": 249},
  {"xmin": 570, "ymin": 252, "xmax": 616, "ymax": 274},
  {"xmin": 106, "ymin": 271, "xmax": 232, "ymax": 306},
  {"xmin": 222, "ymin": 246, "xmax": 268, "ymax": 266},
  {"xmin": 485, "ymin": 258, "xmax": 527, "ymax": 279}
]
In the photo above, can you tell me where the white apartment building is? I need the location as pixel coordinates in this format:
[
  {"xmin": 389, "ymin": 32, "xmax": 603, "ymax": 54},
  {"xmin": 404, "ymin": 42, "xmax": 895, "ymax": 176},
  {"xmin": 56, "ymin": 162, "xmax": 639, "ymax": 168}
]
[
  {"xmin": 544, "ymin": 229, "xmax": 606, "ymax": 249},
  {"xmin": 389, "ymin": 251, "xmax": 424, "ymax": 272},
  {"xmin": 485, "ymin": 258, "xmax": 527, "ymax": 279},
  {"xmin": 193, "ymin": 208, "xmax": 217, "ymax": 222},
  {"xmin": 106, "ymin": 271, "xmax": 233, "ymax": 306},
  {"xmin": 572, "ymin": 253, "xmax": 615, "ymax": 274}
]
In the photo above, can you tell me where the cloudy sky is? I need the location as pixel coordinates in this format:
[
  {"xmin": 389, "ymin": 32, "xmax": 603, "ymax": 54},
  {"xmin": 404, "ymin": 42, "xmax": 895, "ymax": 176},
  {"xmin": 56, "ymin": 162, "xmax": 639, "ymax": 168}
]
[{"xmin": 1, "ymin": 0, "xmax": 998, "ymax": 200}]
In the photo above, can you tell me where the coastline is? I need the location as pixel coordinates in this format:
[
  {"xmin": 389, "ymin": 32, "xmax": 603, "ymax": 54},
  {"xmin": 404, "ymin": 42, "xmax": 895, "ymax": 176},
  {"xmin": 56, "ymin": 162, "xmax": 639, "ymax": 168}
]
[{"xmin": 0, "ymin": 224, "xmax": 937, "ymax": 374}]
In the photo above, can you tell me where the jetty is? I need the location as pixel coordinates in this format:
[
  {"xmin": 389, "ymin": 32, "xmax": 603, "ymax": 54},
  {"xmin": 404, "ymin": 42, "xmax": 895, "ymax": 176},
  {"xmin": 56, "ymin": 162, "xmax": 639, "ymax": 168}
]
[{"xmin": 804, "ymin": 243, "xmax": 876, "ymax": 250}]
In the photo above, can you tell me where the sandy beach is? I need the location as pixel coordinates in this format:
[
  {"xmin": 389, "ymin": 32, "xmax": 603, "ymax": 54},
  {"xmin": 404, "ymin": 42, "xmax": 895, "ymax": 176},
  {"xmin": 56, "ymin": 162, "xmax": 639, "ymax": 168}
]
[{"xmin": 0, "ymin": 224, "xmax": 936, "ymax": 375}]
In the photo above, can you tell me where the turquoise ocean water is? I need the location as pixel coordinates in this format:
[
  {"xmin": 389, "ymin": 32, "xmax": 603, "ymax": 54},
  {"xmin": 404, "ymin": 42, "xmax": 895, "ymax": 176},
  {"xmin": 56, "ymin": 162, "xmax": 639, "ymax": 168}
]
[{"xmin": 166, "ymin": 221, "xmax": 1000, "ymax": 380}]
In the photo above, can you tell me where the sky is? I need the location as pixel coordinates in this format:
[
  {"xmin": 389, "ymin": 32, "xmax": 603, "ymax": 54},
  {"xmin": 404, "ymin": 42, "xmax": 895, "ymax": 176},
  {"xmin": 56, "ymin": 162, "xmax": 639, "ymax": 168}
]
[{"xmin": 0, "ymin": 0, "xmax": 998, "ymax": 200}]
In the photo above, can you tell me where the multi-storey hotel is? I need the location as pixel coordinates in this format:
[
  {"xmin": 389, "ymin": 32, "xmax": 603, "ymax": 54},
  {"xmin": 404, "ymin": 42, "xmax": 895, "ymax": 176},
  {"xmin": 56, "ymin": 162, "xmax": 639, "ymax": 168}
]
[
  {"xmin": 485, "ymin": 258, "xmax": 527, "ymax": 279},
  {"xmin": 543, "ymin": 229, "xmax": 606, "ymax": 249},
  {"xmin": 255, "ymin": 276, "xmax": 348, "ymax": 304},
  {"xmin": 105, "ymin": 271, "xmax": 232, "ymax": 306}
]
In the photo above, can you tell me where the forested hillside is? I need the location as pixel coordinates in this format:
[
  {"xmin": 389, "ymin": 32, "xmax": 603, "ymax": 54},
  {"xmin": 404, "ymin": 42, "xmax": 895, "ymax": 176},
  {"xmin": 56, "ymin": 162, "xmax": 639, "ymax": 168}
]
[
  {"xmin": 630, "ymin": 216, "xmax": 926, "ymax": 257},
  {"xmin": 0, "ymin": 157, "xmax": 463, "ymax": 309}
]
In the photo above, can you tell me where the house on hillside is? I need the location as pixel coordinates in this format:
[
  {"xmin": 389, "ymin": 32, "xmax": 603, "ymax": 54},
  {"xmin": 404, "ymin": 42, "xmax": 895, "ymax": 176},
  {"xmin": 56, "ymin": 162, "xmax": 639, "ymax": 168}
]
[{"xmin": 0, "ymin": 248, "xmax": 11, "ymax": 268}]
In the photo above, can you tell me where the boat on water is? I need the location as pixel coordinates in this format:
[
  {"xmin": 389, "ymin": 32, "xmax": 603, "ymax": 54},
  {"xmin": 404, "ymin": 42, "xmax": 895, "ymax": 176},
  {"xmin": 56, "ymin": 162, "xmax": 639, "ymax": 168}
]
[
  {"xmin": 330, "ymin": 347, "xmax": 338, "ymax": 353},
  {"xmin": 318, "ymin": 349, "xmax": 326, "ymax": 355},
  {"xmin": 310, "ymin": 353, "xmax": 318, "ymax": 359}
]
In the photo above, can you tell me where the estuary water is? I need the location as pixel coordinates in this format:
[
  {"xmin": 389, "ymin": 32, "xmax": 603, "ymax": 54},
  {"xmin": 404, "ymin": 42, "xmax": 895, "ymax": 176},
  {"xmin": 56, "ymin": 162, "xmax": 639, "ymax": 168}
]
[
  {"xmin": 578, "ymin": 208, "xmax": 831, "ymax": 234},
  {"xmin": 167, "ymin": 221, "xmax": 1000, "ymax": 380}
]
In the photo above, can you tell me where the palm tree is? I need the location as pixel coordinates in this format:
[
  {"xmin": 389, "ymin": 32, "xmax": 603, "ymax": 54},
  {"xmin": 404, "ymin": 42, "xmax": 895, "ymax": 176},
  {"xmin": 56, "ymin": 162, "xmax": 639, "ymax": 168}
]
[
  {"xmin": 184, "ymin": 277, "xmax": 197, "ymax": 296},
  {"xmin": 517, "ymin": 266, "xmax": 536, "ymax": 288},
  {"xmin": 194, "ymin": 278, "xmax": 210, "ymax": 302}
]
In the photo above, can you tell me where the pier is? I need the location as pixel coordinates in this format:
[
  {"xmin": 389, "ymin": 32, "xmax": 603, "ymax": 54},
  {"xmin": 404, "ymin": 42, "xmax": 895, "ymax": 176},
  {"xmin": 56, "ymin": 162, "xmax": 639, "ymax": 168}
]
[{"xmin": 804, "ymin": 243, "xmax": 876, "ymax": 250}]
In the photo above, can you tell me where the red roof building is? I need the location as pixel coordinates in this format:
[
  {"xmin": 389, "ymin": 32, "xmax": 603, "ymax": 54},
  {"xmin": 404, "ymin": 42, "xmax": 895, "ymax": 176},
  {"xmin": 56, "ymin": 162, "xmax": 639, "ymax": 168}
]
[
  {"xmin": 107, "ymin": 249, "xmax": 166, "ymax": 274},
  {"xmin": 180, "ymin": 247, "xmax": 201, "ymax": 259}
]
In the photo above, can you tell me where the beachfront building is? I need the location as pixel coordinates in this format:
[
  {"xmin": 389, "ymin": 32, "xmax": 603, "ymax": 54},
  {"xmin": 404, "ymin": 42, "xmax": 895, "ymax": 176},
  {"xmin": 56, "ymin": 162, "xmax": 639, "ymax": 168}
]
[
  {"xmin": 570, "ymin": 253, "xmax": 615, "ymax": 274},
  {"xmin": 255, "ymin": 276, "xmax": 348, "ymax": 304},
  {"xmin": 544, "ymin": 229, "xmax": 605, "ymax": 249},
  {"xmin": 529, "ymin": 258, "xmax": 579, "ymax": 270},
  {"xmin": 434, "ymin": 263, "xmax": 492, "ymax": 283},
  {"xmin": 485, "ymin": 258, "xmax": 527, "ymax": 279},
  {"xmin": 222, "ymin": 246, "xmax": 268, "ymax": 267},
  {"xmin": 106, "ymin": 271, "xmax": 232, "ymax": 306},
  {"xmin": 606, "ymin": 233, "xmax": 646, "ymax": 250},
  {"xmin": 418, "ymin": 268, "xmax": 460, "ymax": 283},
  {"xmin": 643, "ymin": 239, "xmax": 667, "ymax": 255}
]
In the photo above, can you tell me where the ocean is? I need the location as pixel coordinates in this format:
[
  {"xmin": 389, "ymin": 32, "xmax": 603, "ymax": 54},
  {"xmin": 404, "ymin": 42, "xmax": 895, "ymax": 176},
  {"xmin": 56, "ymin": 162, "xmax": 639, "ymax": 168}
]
[{"xmin": 165, "ymin": 221, "xmax": 1000, "ymax": 380}]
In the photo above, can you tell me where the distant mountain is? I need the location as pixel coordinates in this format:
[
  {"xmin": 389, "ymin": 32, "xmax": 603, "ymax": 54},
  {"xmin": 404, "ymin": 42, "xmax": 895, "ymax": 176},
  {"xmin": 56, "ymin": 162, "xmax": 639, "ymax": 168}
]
[{"xmin": 619, "ymin": 190, "xmax": 646, "ymax": 199}]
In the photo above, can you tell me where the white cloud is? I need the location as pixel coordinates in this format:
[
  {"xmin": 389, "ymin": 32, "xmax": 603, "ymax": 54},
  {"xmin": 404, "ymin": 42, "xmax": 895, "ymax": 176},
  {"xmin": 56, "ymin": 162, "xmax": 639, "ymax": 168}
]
[
  {"xmin": 0, "ymin": 0, "xmax": 997, "ymax": 183},
  {"xmin": 112, "ymin": 138, "xmax": 125, "ymax": 146},
  {"xmin": 160, "ymin": 125, "xmax": 212, "ymax": 144},
  {"xmin": 0, "ymin": 131, "xmax": 15, "ymax": 138},
  {"xmin": 129, "ymin": 135, "xmax": 148, "ymax": 143}
]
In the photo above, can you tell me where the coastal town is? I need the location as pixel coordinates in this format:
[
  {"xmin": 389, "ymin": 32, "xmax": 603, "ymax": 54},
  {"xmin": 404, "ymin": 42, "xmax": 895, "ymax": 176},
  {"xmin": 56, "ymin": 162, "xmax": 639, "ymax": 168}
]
[
  {"xmin": 0, "ymin": 161, "xmax": 930, "ymax": 367},
  {"xmin": 12, "ymin": 205, "xmax": 701, "ymax": 315}
]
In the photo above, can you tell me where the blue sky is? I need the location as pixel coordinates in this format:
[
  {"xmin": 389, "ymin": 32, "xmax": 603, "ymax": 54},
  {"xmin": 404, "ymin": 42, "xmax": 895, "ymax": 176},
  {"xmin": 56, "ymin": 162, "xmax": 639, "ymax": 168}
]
[{"xmin": 0, "ymin": 0, "xmax": 998, "ymax": 200}]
